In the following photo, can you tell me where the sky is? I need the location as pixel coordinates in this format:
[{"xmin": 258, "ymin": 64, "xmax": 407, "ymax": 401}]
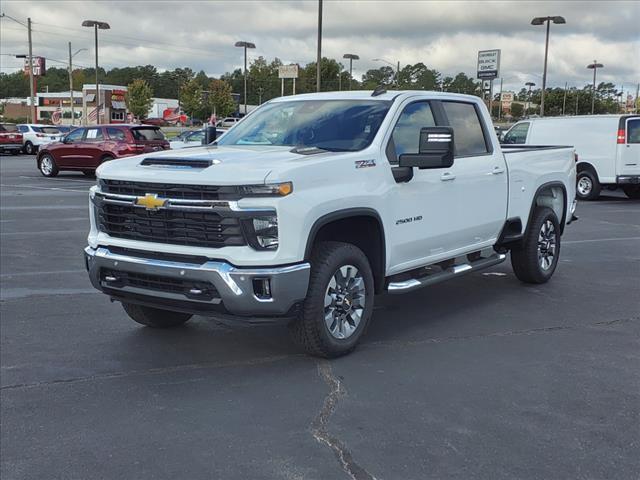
[{"xmin": 1, "ymin": 0, "xmax": 639, "ymax": 94}]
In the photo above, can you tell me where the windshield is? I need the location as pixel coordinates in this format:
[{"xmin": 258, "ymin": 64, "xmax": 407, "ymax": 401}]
[
  {"xmin": 131, "ymin": 127, "xmax": 165, "ymax": 141},
  {"xmin": 0, "ymin": 124, "xmax": 18, "ymax": 133},
  {"xmin": 217, "ymin": 100, "xmax": 391, "ymax": 152}
]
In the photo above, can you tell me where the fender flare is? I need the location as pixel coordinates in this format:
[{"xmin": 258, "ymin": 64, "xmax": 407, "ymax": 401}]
[{"xmin": 526, "ymin": 181, "xmax": 568, "ymax": 235}]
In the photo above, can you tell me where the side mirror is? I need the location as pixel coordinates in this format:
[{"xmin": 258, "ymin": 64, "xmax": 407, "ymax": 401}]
[
  {"xmin": 399, "ymin": 127, "xmax": 454, "ymax": 169},
  {"xmin": 204, "ymin": 126, "xmax": 217, "ymax": 144},
  {"xmin": 63, "ymin": 136, "xmax": 72, "ymax": 144}
]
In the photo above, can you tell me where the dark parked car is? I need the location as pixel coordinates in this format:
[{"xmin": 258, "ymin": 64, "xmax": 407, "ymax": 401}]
[
  {"xmin": 36, "ymin": 124, "xmax": 169, "ymax": 177},
  {"xmin": 0, "ymin": 123, "xmax": 23, "ymax": 155}
]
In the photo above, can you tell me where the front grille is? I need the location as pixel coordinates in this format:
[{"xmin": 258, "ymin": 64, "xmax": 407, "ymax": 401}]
[
  {"xmin": 101, "ymin": 269, "xmax": 219, "ymax": 301},
  {"xmin": 97, "ymin": 203, "xmax": 246, "ymax": 249},
  {"xmin": 100, "ymin": 179, "xmax": 240, "ymax": 200}
]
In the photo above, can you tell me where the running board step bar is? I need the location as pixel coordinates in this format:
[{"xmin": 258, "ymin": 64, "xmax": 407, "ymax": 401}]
[{"xmin": 387, "ymin": 253, "xmax": 507, "ymax": 294}]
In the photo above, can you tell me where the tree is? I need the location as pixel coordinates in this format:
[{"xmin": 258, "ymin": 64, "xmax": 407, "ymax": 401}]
[
  {"xmin": 125, "ymin": 79, "xmax": 154, "ymax": 120},
  {"xmin": 207, "ymin": 79, "xmax": 236, "ymax": 117},
  {"xmin": 361, "ymin": 66, "xmax": 395, "ymax": 89},
  {"xmin": 180, "ymin": 79, "xmax": 205, "ymax": 120},
  {"xmin": 510, "ymin": 102, "xmax": 524, "ymax": 119}
]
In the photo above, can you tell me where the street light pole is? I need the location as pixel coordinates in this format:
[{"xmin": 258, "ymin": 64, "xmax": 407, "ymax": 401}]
[
  {"xmin": 343, "ymin": 54, "xmax": 359, "ymax": 90},
  {"xmin": 372, "ymin": 58, "xmax": 400, "ymax": 87},
  {"xmin": 1, "ymin": 14, "xmax": 35, "ymax": 122},
  {"xmin": 531, "ymin": 16, "xmax": 566, "ymax": 116},
  {"xmin": 68, "ymin": 44, "xmax": 87, "ymax": 126},
  {"xmin": 82, "ymin": 20, "xmax": 110, "ymax": 124},
  {"xmin": 316, "ymin": 0, "xmax": 323, "ymax": 92},
  {"xmin": 234, "ymin": 41, "xmax": 256, "ymax": 116},
  {"xmin": 587, "ymin": 61, "xmax": 604, "ymax": 114}
]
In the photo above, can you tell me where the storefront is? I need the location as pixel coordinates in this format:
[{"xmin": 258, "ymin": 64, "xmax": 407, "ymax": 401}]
[{"xmin": 82, "ymin": 84, "xmax": 129, "ymax": 125}]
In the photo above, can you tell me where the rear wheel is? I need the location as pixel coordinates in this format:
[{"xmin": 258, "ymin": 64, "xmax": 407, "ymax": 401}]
[
  {"xmin": 39, "ymin": 153, "xmax": 59, "ymax": 177},
  {"xmin": 122, "ymin": 303, "xmax": 192, "ymax": 328},
  {"xmin": 511, "ymin": 207, "xmax": 561, "ymax": 284},
  {"xmin": 576, "ymin": 170, "xmax": 600, "ymax": 200},
  {"xmin": 622, "ymin": 185, "xmax": 640, "ymax": 199},
  {"xmin": 24, "ymin": 141, "xmax": 36, "ymax": 155},
  {"xmin": 289, "ymin": 241, "xmax": 374, "ymax": 358}
]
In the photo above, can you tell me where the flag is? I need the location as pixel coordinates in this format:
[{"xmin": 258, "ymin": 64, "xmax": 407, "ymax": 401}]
[{"xmin": 87, "ymin": 104, "xmax": 104, "ymax": 123}]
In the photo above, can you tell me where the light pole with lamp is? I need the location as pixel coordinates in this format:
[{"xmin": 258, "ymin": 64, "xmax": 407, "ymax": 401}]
[
  {"xmin": 68, "ymin": 44, "xmax": 87, "ymax": 125},
  {"xmin": 372, "ymin": 58, "xmax": 400, "ymax": 87},
  {"xmin": 587, "ymin": 61, "xmax": 603, "ymax": 114},
  {"xmin": 343, "ymin": 54, "xmax": 359, "ymax": 90},
  {"xmin": 531, "ymin": 15, "xmax": 566, "ymax": 116},
  {"xmin": 234, "ymin": 41, "xmax": 256, "ymax": 116},
  {"xmin": 82, "ymin": 20, "xmax": 110, "ymax": 124}
]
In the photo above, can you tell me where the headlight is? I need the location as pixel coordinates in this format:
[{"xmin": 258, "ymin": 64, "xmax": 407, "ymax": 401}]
[{"xmin": 238, "ymin": 182, "xmax": 292, "ymax": 197}]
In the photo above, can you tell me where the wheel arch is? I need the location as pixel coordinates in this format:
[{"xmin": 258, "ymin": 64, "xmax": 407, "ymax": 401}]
[
  {"xmin": 576, "ymin": 161, "xmax": 599, "ymax": 180},
  {"xmin": 305, "ymin": 208, "xmax": 386, "ymax": 294},
  {"xmin": 528, "ymin": 181, "xmax": 567, "ymax": 235}
]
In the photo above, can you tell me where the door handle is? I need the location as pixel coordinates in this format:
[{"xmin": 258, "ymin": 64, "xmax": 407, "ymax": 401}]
[
  {"xmin": 440, "ymin": 172, "xmax": 456, "ymax": 181},
  {"xmin": 491, "ymin": 166, "xmax": 505, "ymax": 175}
]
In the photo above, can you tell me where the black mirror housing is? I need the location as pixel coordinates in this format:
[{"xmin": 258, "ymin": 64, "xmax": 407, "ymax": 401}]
[{"xmin": 399, "ymin": 126, "xmax": 454, "ymax": 169}]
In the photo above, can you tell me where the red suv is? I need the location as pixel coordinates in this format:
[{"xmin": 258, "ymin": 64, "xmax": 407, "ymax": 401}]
[
  {"xmin": 36, "ymin": 124, "xmax": 169, "ymax": 177},
  {"xmin": 0, "ymin": 123, "xmax": 24, "ymax": 155}
]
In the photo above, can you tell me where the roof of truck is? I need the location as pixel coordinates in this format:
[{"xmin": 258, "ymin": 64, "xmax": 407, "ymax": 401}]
[{"xmin": 268, "ymin": 90, "xmax": 482, "ymax": 103}]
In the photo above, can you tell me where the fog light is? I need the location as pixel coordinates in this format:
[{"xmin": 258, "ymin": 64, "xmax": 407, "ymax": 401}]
[{"xmin": 253, "ymin": 278, "xmax": 272, "ymax": 300}]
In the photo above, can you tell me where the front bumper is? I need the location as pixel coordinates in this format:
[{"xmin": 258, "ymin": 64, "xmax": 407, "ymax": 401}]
[
  {"xmin": 617, "ymin": 175, "xmax": 640, "ymax": 185},
  {"xmin": 85, "ymin": 246, "xmax": 310, "ymax": 319}
]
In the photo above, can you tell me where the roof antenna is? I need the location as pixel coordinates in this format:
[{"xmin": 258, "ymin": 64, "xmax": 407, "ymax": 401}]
[{"xmin": 371, "ymin": 85, "xmax": 387, "ymax": 97}]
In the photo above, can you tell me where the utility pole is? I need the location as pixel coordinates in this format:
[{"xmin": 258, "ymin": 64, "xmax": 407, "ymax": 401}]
[
  {"xmin": 316, "ymin": 0, "xmax": 323, "ymax": 92},
  {"xmin": 636, "ymin": 83, "xmax": 639, "ymax": 114},
  {"xmin": 27, "ymin": 18, "xmax": 35, "ymax": 123},
  {"xmin": 575, "ymin": 89, "xmax": 579, "ymax": 115},
  {"xmin": 68, "ymin": 42, "xmax": 74, "ymax": 126},
  {"xmin": 562, "ymin": 81, "xmax": 567, "ymax": 116},
  {"xmin": 498, "ymin": 77, "xmax": 503, "ymax": 121}
]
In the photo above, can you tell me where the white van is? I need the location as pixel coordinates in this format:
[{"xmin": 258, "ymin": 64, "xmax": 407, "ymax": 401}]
[{"xmin": 503, "ymin": 115, "xmax": 640, "ymax": 199}]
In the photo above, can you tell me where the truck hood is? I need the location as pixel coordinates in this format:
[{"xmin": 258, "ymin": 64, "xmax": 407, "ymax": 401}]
[{"xmin": 97, "ymin": 145, "xmax": 317, "ymax": 185}]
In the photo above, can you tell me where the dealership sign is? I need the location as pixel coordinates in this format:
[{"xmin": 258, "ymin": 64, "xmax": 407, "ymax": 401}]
[
  {"xmin": 278, "ymin": 65, "xmax": 299, "ymax": 79},
  {"xmin": 477, "ymin": 50, "xmax": 500, "ymax": 80},
  {"xmin": 500, "ymin": 91, "xmax": 515, "ymax": 103}
]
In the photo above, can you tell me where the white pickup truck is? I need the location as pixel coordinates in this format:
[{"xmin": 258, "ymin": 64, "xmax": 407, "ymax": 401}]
[{"xmin": 85, "ymin": 90, "xmax": 577, "ymax": 357}]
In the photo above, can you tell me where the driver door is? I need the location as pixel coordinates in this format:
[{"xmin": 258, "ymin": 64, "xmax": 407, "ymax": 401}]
[
  {"xmin": 56, "ymin": 128, "xmax": 86, "ymax": 167},
  {"xmin": 385, "ymin": 99, "xmax": 460, "ymax": 274}
]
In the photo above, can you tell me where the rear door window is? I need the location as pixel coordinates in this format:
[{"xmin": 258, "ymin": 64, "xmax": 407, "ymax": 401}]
[
  {"xmin": 131, "ymin": 127, "xmax": 165, "ymax": 141},
  {"xmin": 441, "ymin": 101, "xmax": 489, "ymax": 156},
  {"xmin": 85, "ymin": 128, "xmax": 104, "ymax": 141},
  {"xmin": 503, "ymin": 122, "xmax": 530, "ymax": 145},
  {"xmin": 627, "ymin": 119, "xmax": 640, "ymax": 144},
  {"xmin": 106, "ymin": 128, "xmax": 126, "ymax": 141}
]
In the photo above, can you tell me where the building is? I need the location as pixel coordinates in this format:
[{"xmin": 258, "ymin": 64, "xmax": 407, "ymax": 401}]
[
  {"xmin": 82, "ymin": 84, "xmax": 128, "ymax": 125},
  {"xmin": 37, "ymin": 91, "xmax": 83, "ymax": 124}
]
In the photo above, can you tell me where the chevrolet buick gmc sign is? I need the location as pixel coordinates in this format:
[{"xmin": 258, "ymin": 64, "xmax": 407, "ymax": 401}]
[{"xmin": 477, "ymin": 50, "xmax": 500, "ymax": 80}]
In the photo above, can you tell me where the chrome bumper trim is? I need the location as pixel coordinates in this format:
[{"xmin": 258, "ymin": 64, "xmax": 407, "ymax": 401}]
[{"xmin": 85, "ymin": 246, "xmax": 310, "ymax": 316}]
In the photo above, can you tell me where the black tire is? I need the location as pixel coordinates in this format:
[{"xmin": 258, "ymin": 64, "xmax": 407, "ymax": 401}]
[
  {"xmin": 24, "ymin": 141, "xmax": 36, "ymax": 155},
  {"xmin": 122, "ymin": 302, "xmax": 192, "ymax": 328},
  {"xmin": 511, "ymin": 207, "xmax": 561, "ymax": 284},
  {"xmin": 289, "ymin": 241, "xmax": 374, "ymax": 358},
  {"xmin": 38, "ymin": 153, "xmax": 59, "ymax": 177},
  {"xmin": 622, "ymin": 185, "xmax": 640, "ymax": 199},
  {"xmin": 576, "ymin": 170, "xmax": 600, "ymax": 200}
]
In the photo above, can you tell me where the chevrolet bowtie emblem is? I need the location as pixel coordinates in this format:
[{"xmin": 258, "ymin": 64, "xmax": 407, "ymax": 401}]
[{"xmin": 135, "ymin": 193, "xmax": 167, "ymax": 211}]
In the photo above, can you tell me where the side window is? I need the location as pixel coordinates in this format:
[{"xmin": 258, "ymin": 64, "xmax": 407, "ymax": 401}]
[
  {"xmin": 188, "ymin": 131, "xmax": 205, "ymax": 142},
  {"xmin": 106, "ymin": 128, "xmax": 126, "ymax": 141},
  {"xmin": 85, "ymin": 128, "xmax": 104, "ymax": 141},
  {"xmin": 388, "ymin": 101, "xmax": 436, "ymax": 163},
  {"xmin": 627, "ymin": 119, "xmax": 640, "ymax": 144},
  {"xmin": 442, "ymin": 102, "xmax": 489, "ymax": 156},
  {"xmin": 65, "ymin": 128, "xmax": 85, "ymax": 143},
  {"xmin": 503, "ymin": 123, "xmax": 530, "ymax": 145},
  {"xmin": 18, "ymin": 125, "xmax": 29, "ymax": 133}
]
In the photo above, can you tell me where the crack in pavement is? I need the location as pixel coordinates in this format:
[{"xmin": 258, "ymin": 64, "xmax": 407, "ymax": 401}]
[{"xmin": 310, "ymin": 361, "xmax": 377, "ymax": 480}]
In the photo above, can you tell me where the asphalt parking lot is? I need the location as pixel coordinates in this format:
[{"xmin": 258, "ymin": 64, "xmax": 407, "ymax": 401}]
[{"xmin": 1, "ymin": 153, "xmax": 639, "ymax": 480}]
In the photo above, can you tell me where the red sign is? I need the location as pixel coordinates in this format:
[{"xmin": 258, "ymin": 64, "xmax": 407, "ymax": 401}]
[{"xmin": 24, "ymin": 57, "xmax": 46, "ymax": 77}]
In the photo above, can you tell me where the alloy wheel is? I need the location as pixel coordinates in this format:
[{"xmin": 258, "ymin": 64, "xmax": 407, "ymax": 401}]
[
  {"xmin": 324, "ymin": 264, "xmax": 366, "ymax": 339},
  {"xmin": 577, "ymin": 176, "xmax": 592, "ymax": 197},
  {"xmin": 40, "ymin": 156, "xmax": 53, "ymax": 175},
  {"xmin": 537, "ymin": 220, "xmax": 557, "ymax": 271}
]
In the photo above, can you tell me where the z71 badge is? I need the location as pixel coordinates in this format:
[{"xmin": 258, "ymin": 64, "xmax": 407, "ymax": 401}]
[{"xmin": 355, "ymin": 159, "xmax": 376, "ymax": 169}]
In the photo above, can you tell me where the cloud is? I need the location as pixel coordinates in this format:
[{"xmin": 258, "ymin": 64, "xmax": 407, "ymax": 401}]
[{"xmin": 1, "ymin": 0, "xmax": 638, "ymax": 93}]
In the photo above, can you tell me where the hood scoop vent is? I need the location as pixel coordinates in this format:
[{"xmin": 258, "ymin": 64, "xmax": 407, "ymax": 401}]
[{"xmin": 140, "ymin": 158, "xmax": 218, "ymax": 169}]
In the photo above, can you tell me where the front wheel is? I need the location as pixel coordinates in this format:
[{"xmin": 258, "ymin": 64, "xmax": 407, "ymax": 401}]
[
  {"xmin": 39, "ymin": 154, "xmax": 59, "ymax": 177},
  {"xmin": 622, "ymin": 185, "xmax": 640, "ymax": 199},
  {"xmin": 289, "ymin": 241, "xmax": 374, "ymax": 358},
  {"xmin": 576, "ymin": 170, "xmax": 600, "ymax": 200},
  {"xmin": 24, "ymin": 141, "xmax": 36, "ymax": 155},
  {"xmin": 122, "ymin": 303, "xmax": 192, "ymax": 328},
  {"xmin": 511, "ymin": 207, "xmax": 561, "ymax": 284}
]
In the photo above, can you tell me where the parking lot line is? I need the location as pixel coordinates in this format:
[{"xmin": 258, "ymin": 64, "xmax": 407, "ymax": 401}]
[
  {"xmin": 1, "ymin": 184, "xmax": 88, "ymax": 193},
  {"xmin": 0, "ymin": 269, "xmax": 86, "ymax": 278},
  {"xmin": 1, "ymin": 229, "xmax": 87, "ymax": 236},
  {"xmin": 563, "ymin": 236, "xmax": 640, "ymax": 244}
]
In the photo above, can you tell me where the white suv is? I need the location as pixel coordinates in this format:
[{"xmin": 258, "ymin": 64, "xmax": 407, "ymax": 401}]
[
  {"xmin": 216, "ymin": 117, "xmax": 241, "ymax": 129},
  {"xmin": 17, "ymin": 124, "xmax": 64, "ymax": 155}
]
